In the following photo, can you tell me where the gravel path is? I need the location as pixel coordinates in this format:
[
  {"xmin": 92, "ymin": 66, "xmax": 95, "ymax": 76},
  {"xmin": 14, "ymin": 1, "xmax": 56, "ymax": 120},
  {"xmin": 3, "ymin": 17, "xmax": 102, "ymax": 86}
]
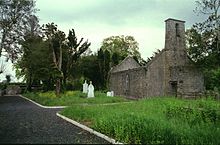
[{"xmin": 0, "ymin": 95, "xmax": 109, "ymax": 144}]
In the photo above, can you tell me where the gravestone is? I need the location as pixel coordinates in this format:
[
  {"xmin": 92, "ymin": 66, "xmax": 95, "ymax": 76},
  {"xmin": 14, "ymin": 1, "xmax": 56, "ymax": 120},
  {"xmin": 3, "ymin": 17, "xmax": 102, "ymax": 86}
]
[
  {"xmin": 107, "ymin": 91, "xmax": 111, "ymax": 96},
  {"xmin": 107, "ymin": 91, "xmax": 114, "ymax": 97},
  {"xmin": 111, "ymin": 91, "xmax": 114, "ymax": 97},
  {"xmin": 87, "ymin": 81, "xmax": 95, "ymax": 98},
  {"xmin": 83, "ymin": 80, "xmax": 88, "ymax": 93}
]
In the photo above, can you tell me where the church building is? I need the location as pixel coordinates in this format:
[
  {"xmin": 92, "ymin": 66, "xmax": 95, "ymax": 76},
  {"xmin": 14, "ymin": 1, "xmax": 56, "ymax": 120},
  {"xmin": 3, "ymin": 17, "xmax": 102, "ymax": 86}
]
[{"xmin": 109, "ymin": 18, "xmax": 205, "ymax": 99}]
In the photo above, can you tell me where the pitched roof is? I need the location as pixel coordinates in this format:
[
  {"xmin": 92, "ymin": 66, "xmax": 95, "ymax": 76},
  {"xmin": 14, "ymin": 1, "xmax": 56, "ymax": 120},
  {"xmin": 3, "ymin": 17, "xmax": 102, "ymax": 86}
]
[{"xmin": 110, "ymin": 56, "xmax": 140, "ymax": 73}]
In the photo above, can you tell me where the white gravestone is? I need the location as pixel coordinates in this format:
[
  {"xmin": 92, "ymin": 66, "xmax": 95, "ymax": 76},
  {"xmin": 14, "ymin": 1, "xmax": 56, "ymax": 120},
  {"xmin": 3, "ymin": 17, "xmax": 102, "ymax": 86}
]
[
  {"xmin": 83, "ymin": 80, "xmax": 88, "ymax": 93},
  {"xmin": 111, "ymin": 91, "xmax": 114, "ymax": 97},
  {"xmin": 107, "ymin": 91, "xmax": 111, "ymax": 96},
  {"xmin": 107, "ymin": 91, "xmax": 114, "ymax": 97},
  {"xmin": 87, "ymin": 81, "xmax": 95, "ymax": 98}
]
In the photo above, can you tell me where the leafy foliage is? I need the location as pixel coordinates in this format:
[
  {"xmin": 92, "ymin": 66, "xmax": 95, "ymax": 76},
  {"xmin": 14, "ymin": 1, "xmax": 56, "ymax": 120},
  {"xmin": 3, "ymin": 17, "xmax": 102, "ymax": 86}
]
[
  {"xmin": 100, "ymin": 35, "xmax": 144, "ymax": 64},
  {"xmin": 0, "ymin": 0, "xmax": 37, "ymax": 62},
  {"xmin": 62, "ymin": 29, "xmax": 91, "ymax": 88},
  {"xmin": 186, "ymin": 0, "xmax": 220, "ymax": 90}
]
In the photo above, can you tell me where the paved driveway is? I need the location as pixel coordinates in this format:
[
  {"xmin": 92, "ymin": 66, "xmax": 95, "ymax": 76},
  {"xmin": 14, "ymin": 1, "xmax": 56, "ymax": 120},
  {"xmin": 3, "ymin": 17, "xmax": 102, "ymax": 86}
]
[{"xmin": 0, "ymin": 95, "xmax": 109, "ymax": 144}]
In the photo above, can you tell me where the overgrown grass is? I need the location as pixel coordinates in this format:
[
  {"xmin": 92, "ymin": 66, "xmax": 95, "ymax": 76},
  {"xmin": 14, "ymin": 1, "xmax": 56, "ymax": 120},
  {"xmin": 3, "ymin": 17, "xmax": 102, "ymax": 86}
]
[
  {"xmin": 61, "ymin": 97, "xmax": 220, "ymax": 144},
  {"xmin": 22, "ymin": 91, "xmax": 130, "ymax": 106}
]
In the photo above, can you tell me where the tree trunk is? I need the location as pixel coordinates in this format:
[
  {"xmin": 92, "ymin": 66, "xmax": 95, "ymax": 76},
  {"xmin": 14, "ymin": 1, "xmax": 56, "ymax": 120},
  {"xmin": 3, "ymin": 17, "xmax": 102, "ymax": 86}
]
[
  {"xmin": 58, "ymin": 42, "xmax": 62, "ymax": 70},
  {"xmin": 51, "ymin": 45, "xmax": 60, "ymax": 96},
  {"xmin": 0, "ymin": 30, "xmax": 7, "ymax": 57},
  {"xmin": 55, "ymin": 79, "xmax": 61, "ymax": 96},
  {"xmin": 26, "ymin": 72, "xmax": 32, "ymax": 92},
  {"xmin": 55, "ymin": 42, "xmax": 63, "ymax": 96}
]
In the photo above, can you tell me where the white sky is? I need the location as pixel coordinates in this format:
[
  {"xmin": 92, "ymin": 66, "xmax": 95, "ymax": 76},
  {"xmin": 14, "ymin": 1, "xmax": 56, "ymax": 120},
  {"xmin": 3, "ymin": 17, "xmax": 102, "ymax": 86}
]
[
  {"xmin": 35, "ymin": 0, "xmax": 206, "ymax": 58},
  {"xmin": 1, "ymin": 0, "xmax": 207, "ymax": 82}
]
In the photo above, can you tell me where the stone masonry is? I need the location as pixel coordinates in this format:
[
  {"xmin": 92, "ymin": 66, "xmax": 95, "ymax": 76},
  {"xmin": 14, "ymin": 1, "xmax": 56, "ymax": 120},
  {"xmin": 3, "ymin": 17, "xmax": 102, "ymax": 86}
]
[{"xmin": 109, "ymin": 18, "xmax": 205, "ymax": 99}]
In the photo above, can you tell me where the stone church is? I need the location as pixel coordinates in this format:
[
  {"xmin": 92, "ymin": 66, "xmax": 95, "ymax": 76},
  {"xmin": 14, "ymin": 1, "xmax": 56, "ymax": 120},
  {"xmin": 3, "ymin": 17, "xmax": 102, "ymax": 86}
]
[{"xmin": 109, "ymin": 18, "xmax": 205, "ymax": 99}]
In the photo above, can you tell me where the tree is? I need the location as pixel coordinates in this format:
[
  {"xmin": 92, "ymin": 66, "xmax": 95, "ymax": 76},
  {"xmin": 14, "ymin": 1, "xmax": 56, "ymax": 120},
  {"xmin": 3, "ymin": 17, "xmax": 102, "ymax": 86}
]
[
  {"xmin": 16, "ymin": 34, "xmax": 53, "ymax": 91},
  {"xmin": 97, "ymin": 49, "xmax": 104, "ymax": 87},
  {"xmin": 62, "ymin": 29, "xmax": 91, "ymax": 87},
  {"xmin": 112, "ymin": 52, "xmax": 120, "ymax": 66},
  {"xmin": 0, "ymin": 0, "xmax": 37, "ymax": 62},
  {"xmin": 186, "ymin": 28, "xmax": 219, "ymax": 67},
  {"xmin": 42, "ymin": 23, "xmax": 66, "ymax": 96},
  {"xmin": 0, "ymin": 60, "xmax": 6, "ymax": 74},
  {"xmin": 15, "ymin": 15, "xmax": 48, "ymax": 91},
  {"xmin": 194, "ymin": 0, "xmax": 220, "ymax": 52},
  {"xmin": 104, "ymin": 50, "xmax": 111, "ymax": 88},
  {"xmin": 100, "ymin": 35, "xmax": 142, "ymax": 63},
  {"xmin": 97, "ymin": 49, "xmax": 112, "ymax": 89},
  {"xmin": 98, "ymin": 35, "xmax": 144, "ymax": 89},
  {"xmin": 186, "ymin": 0, "xmax": 220, "ymax": 90},
  {"xmin": 79, "ymin": 55, "xmax": 101, "ymax": 88},
  {"xmin": 188, "ymin": 0, "xmax": 220, "ymax": 67}
]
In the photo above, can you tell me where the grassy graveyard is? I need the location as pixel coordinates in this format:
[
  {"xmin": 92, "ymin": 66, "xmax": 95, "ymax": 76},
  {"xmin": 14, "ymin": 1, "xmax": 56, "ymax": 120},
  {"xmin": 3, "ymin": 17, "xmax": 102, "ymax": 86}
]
[
  {"xmin": 60, "ymin": 96, "xmax": 220, "ymax": 145},
  {"xmin": 23, "ymin": 91, "xmax": 220, "ymax": 144},
  {"xmin": 22, "ymin": 91, "xmax": 130, "ymax": 106}
]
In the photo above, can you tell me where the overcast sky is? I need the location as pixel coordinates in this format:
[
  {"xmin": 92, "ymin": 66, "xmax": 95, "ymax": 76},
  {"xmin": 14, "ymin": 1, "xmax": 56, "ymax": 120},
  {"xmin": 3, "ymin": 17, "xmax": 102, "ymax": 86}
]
[
  {"xmin": 35, "ymin": 0, "xmax": 206, "ymax": 58},
  {"xmin": 2, "ymin": 0, "xmax": 207, "ymax": 82}
]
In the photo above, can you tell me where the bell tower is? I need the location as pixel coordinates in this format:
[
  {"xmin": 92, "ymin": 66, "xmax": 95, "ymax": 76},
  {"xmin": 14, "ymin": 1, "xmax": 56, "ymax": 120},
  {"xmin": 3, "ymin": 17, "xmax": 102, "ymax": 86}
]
[
  {"xmin": 165, "ymin": 18, "xmax": 185, "ymax": 50},
  {"xmin": 164, "ymin": 18, "xmax": 188, "ymax": 67},
  {"xmin": 163, "ymin": 18, "xmax": 188, "ymax": 96}
]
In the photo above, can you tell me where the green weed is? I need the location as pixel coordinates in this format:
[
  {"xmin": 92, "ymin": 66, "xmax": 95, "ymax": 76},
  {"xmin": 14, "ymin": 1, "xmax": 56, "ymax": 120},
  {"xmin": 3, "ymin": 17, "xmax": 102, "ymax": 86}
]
[
  {"xmin": 61, "ymin": 97, "xmax": 220, "ymax": 144},
  {"xmin": 23, "ymin": 90, "xmax": 129, "ymax": 106}
]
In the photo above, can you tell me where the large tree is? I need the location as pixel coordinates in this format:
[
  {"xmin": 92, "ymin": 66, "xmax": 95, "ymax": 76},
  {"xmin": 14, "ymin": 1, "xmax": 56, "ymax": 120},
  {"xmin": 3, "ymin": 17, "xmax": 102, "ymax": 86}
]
[
  {"xmin": 100, "ymin": 35, "xmax": 142, "ymax": 63},
  {"xmin": 42, "ymin": 23, "xmax": 66, "ymax": 96},
  {"xmin": 187, "ymin": 0, "xmax": 220, "ymax": 66},
  {"xmin": 15, "ymin": 14, "xmax": 47, "ymax": 91},
  {"xmin": 16, "ymin": 36, "xmax": 52, "ymax": 91},
  {"xmin": 194, "ymin": 0, "xmax": 220, "ymax": 52},
  {"xmin": 186, "ymin": 0, "xmax": 220, "ymax": 90},
  {"xmin": 71, "ymin": 55, "xmax": 101, "ymax": 90},
  {"xmin": 0, "ymin": 0, "xmax": 37, "ymax": 62},
  {"xmin": 97, "ymin": 49, "xmax": 111, "ymax": 89},
  {"xmin": 62, "ymin": 29, "xmax": 91, "ymax": 86}
]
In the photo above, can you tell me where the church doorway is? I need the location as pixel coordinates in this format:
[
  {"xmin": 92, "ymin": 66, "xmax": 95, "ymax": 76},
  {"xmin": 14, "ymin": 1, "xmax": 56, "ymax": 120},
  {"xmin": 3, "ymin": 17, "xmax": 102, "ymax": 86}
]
[{"xmin": 170, "ymin": 81, "xmax": 177, "ymax": 97}]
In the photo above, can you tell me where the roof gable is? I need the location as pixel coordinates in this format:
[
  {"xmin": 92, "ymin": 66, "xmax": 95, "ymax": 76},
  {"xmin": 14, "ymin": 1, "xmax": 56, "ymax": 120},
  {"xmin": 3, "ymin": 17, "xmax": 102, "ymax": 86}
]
[{"xmin": 110, "ymin": 56, "xmax": 140, "ymax": 73}]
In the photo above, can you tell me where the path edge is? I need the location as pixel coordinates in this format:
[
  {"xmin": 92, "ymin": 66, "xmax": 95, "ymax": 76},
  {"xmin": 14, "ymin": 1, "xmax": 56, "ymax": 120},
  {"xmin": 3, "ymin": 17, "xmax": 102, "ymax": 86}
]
[
  {"xmin": 56, "ymin": 113, "xmax": 123, "ymax": 144},
  {"xmin": 17, "ymin": 95, "xmax": 67, "ymax": 109},
  {"xmin": 16, "ymin": 94, "xmax": 123, "ymax": 144}
]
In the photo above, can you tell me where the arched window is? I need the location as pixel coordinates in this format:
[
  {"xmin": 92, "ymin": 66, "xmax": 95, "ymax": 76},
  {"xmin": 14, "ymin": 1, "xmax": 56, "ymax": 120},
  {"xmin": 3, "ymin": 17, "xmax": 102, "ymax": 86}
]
[{"xmin": 125, "ymin": 74, "xmax": 130, "ymax": 91}]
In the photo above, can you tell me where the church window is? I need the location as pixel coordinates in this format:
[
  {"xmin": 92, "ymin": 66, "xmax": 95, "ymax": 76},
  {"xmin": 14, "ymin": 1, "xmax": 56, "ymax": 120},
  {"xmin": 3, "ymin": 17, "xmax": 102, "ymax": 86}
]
[
  {"xmin": 175, "ymin": 23, "xmax": 180, "ymax": 37},
  {"xmin": 125, "ymin": 74, "xmax": 130, "ymax": 91}
]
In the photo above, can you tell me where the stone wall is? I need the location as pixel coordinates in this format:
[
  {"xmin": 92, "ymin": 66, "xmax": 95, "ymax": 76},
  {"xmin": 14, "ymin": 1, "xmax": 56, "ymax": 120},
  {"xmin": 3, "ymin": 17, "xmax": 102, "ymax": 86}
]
[
  {"xmin": 109, "ymin": 67, "xmax": 146, "ymax": 98},
  {"xmin": 109, "ymin": 56, "xmax": 204, "ymax": 99},
  {"xmin": 109, "ymin": 18, "xmax": 205, "ymax": 99},
  {"xmin": 109, "ymin": 50, "xmax": 167, "ymax": 98},
  {"xmin": 110, "ymin": 56, "xmax": 140, "ymax": 73},
  {"xmin": 144, "ymin": 50, "xmax": 166, "ymax": 97},
  {"xmin": 6, "ymin": 85, "xmax": 21, "ymax": 95},
  {"xmin": 172, "ymin": 66, "xmax": 205, "ymax": 98}
]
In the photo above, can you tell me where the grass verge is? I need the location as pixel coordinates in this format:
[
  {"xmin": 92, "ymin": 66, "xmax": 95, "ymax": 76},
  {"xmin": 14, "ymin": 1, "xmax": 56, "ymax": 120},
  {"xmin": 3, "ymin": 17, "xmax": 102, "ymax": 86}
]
[
  {"xmin": 22, "ymin": 91, "xmax": 130, "ymax": 106},
  {"xmin": 60, "ymin": 97, "xmax": 220, "ymax": 144}
]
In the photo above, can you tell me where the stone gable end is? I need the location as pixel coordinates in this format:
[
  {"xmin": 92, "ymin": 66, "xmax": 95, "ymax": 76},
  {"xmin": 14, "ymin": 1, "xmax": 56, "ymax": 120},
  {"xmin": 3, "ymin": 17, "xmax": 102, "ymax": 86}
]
[{"xmin": 110, "ymin": 56, "xmax": 140, "ymax": 73}]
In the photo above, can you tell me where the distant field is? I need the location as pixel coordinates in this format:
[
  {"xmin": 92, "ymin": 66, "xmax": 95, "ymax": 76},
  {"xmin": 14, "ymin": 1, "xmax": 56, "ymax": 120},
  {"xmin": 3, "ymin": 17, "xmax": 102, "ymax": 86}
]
[
  {"xmin": 23, "ymin": 91, "xmax": 130, "ymax": 106},
  {"xmin": 61, "ymin": 97, "xmax": 220, "ymax": 144}
]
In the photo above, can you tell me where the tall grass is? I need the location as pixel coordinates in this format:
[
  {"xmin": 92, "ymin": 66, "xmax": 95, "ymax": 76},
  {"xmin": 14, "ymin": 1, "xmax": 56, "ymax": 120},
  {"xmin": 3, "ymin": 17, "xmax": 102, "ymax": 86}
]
[
  {"xmin": 61, "ymin": 97, "xmax": 220, "ymax": 144},
  {"xmin": 23, "ymin": 91, "xmax": 129, "ymax": 106}
]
